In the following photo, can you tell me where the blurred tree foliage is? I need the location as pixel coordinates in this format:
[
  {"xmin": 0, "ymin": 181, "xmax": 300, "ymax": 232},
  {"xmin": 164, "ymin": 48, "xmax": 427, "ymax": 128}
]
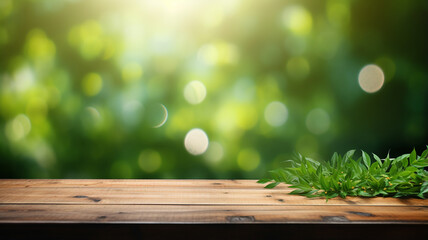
[{"xmin": 0, "ymin": 0, "xmax": 427, "ymax": 179}]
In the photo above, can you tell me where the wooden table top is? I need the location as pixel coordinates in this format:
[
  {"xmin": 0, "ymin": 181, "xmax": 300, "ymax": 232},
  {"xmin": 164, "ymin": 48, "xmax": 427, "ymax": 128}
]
[{"xmin": 0, "ymin": 179, "xmax": 427, "ymax": 224}]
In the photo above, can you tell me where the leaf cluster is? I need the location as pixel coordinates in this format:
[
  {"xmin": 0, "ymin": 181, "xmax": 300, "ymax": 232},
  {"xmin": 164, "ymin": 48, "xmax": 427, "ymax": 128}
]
[{"xmin": 258, "ymin": 148, "xmax": 428, "ymax": 201}]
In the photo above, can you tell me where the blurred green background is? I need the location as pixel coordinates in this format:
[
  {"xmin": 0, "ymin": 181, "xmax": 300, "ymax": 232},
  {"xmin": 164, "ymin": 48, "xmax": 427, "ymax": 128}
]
[{"xmin": 0, "ymin": 0, "xmax": 427, "ymax": 179}]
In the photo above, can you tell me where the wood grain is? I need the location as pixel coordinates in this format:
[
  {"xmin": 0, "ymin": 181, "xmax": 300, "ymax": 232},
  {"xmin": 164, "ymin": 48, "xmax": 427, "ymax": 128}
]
[
  {"xmin": 1, "ymin": 204, "xmax": 428, "ymax": 223},
  {"xmin": 0, "ymin": 179, "xmax": 427, "ymax": 224}
]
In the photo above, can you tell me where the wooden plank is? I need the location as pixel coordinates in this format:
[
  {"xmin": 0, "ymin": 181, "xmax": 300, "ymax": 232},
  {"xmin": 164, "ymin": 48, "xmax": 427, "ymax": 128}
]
[
  {"xmin": 0, "ymin": 186, "xmax": 425, "ymax": 206},
  {"xmin": 0, "ymin": 204, "xmax": 427, "ymax": 223},
  {"xmin": 0, "ymin": 179, "xmax": 427, "ymax": 226},
  {"xmin": 0, "ymin": 179, "xmax": 262, "ymax": 188},
  {"xmin": 0, "ymin": 181, "xmax": 426, "ymax": 206}
]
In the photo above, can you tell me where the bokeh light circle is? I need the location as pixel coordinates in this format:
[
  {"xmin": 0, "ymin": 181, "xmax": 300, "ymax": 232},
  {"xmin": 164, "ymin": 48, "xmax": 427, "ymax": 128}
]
[
  {"xmin": 82, "ymin": 72, "xmax": 103, "ymax": 96},
  {"xmin": 282, "ymin": 5, "xmax": 313, "ymax": 36},
  {"xmin": 138, "ymin": 150, "xmax": 162, "ymax": 173},
  {"xmin": 5, "ymin": 114, "xmax": 32, "ymax": 142},
  {"xmin": 305, "ymin": 108, "xmax": 330, "ymax": 135},
  {"xmin": 184, "ymin": 128, "xmax": 209, "ymax": 155},
  {"xmin": 358, "ymin": 64, "xmax": 385, "ymax": 93},
  {"xmin": 264, "ymin": 101, "xmax": 288, "ymax": 127},
  {"xmin": 237, "ymin": 148, "xmax": 260, "ymax": 171},
  {"xmin": 204, "ymin": 141, "xmax": 224, "ymax": 164},
  {"xmin": 184, "ymin": 80, "xmax": 207, "ymax": 104}
]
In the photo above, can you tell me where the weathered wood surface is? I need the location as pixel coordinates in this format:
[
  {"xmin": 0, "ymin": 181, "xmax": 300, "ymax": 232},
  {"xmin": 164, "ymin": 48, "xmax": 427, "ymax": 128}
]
[{"xmin": 0, "ymin": 179, "xmax": 427, "ymax": 224}]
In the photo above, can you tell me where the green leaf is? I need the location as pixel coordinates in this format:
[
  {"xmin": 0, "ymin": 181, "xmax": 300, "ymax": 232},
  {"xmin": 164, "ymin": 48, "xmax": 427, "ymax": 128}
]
[
  {"xmin": 257, "ymin": 178, "xmax": 271, "ymax": 184},
  {"xmin": 331, "ymin": 152, "xmax": 339, "ymax": 168},
  {"xmin": 413, "ymin": 159, "xmax": 428, "ymax": 168},
  {"xmin": 421, "ymin": 147, "xmax": 428, "ymax": 159},
  {"xmin": 290, "ymin": 189, "xmax": 309, "ymax": 195},
  {"xmin": 277, "ymin": 169, "xmax": 291, "ymax": 183},
  {"xmin": 420, "ymin": 181, "xmax": 428, "ymax": 195},
  {"xmin": 264, "ymin": 182, "xmax": 280, "ymax": 189},
  {"xmin": 369, "ymin": 162, "xmax": 379, "ymax": 174},
  {"xmin": 316, "ymin": 165, "xmax": 323, "ymax": 176},
  {"xmin": 326, "ymin": 193, "xmax": 339, "ymax": 199},
  {"xmin": 373, "ymin": 153, "xmax": 382, "ymax": 166},
  {"xmin": 260, "ymin": 148, "xmax": 428, "ymax": 200},
  {"xmin": 304, "ymin": 189, "xmax": 319, "ymax": 196},
  {"xmin": 319, "ymin": 174, "xmax": 328, "ymax": 190},
  {"xmin": 306, "ymin": 157, "xmax": 321, "ymax": 168},
  {"xmin": 405, "ymin": 166, "xmax": 418, "ymax": 173},
  {"xmin": 397, "ymin": 171, "xmax": 412, "ymax": 178},
  {"xmin": 344, "ymin": 149, "xmax": 356, "ymax": 160},
  {"xmin": 402, "ymin": 158, "xmax": 408, "ymax": 168},
  {"xmin": 359, "ymin": 191, "xmax": 372, "ymax": 197},
  {"xmin": 350, "ymin": 159, "xmax": 362, "ymax": 175},
  {"xmin": 382, "ymin": 156, "xmax": 391, "ymax": 170},
  {"xmin": 389, "ymin": 165, "xmax": 398, "ymax": 175},
  {"xmin": 362, "ymin": 151, "xmax": 371, "ymax": 169},
  {"xmin": 393, "ymin": 154, "xmax": 410, "ymax": 165},
  {"xmin": 268, "ymin": 170, "xmax": 280, "ymax": 182},
  {"xmin": 409, "ymin": 149, "xmax": 417, "ymax": 165}
]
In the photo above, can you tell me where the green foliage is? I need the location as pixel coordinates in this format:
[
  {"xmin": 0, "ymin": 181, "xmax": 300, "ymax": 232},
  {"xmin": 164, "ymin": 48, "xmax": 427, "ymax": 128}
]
[
  {"xmin": 258, "ymin": 147, "xmax": 428, "ymax": 200},
  {"xmin": 1, "ymin": 1, "xmax": 428, "ymax": 179}
]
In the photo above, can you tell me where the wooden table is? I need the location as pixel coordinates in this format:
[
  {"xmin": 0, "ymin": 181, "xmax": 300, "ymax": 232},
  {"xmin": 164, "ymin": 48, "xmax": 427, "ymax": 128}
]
[{"xmin": 1, "ymin": 179, "xmax": 427, "ymax": 239}]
